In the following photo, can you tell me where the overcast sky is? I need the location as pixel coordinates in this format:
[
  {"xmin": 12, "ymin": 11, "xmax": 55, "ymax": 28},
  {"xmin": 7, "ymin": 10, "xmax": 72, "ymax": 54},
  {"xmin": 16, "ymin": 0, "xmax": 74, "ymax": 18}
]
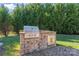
[{"xmin": 4, "ymin": 4, "xmax": 16, "ymax": 9}]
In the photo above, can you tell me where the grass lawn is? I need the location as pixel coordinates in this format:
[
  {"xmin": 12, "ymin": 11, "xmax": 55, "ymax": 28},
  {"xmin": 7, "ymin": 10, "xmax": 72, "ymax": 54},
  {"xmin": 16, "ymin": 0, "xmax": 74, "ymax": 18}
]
[
  {"xmin": 0, "ymin": 35, "xmax": 20, "ymax": 56},
  {"xmin": 0, "ymin": 34, "xmax": 79, "ymax": 56},
  {"xmin": 57, "ymin": 34, "xmax": 79, "ymax": 50}
]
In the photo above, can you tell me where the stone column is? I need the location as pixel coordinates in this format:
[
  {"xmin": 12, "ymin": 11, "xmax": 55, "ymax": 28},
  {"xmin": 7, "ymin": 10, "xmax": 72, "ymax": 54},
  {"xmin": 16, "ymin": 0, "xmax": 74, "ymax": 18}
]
[{"xmin": 20, "ymin": 32, "xmax": 25, "ymax": 55}]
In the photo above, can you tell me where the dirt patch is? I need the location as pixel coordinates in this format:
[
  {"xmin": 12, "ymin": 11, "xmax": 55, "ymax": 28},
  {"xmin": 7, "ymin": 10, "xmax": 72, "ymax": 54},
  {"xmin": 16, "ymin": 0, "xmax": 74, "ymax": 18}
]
[{"xmin": 23, "ymin": 46, "xmax": 79, "ymax": 56}]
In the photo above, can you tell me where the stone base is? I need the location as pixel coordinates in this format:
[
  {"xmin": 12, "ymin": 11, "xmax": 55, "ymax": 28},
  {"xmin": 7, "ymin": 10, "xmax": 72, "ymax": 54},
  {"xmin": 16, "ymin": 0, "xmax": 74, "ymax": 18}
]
[{"xmin": 20, "ymin": 30, "xmax": 56, "ymax": 55}]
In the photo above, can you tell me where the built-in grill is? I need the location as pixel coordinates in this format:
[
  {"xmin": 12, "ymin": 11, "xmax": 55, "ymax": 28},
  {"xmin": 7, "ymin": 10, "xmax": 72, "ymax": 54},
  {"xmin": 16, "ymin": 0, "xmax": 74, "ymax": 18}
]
[{"xmin": 20, "ymin": 26, "xmax": 56, "ymax": 55}]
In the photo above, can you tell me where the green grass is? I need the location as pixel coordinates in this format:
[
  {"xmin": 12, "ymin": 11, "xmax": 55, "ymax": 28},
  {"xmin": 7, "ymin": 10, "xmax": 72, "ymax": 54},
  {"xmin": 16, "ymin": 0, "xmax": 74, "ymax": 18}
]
[
  {"xmin": 57, "ymin": 34, "xmax": 79, "ymax": 49},
  {"xmin": 0, "ymin": 35, "xmax": 20, "ymax": 56},
  {"xmin": 0, "ymin": 34, "xmax": 79, "ymax": 56}
]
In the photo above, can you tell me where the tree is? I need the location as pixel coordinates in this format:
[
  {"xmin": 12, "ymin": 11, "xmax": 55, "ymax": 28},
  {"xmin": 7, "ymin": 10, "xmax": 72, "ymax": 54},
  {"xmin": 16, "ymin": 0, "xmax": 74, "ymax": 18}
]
[
  {"xmin": 12, "ymin": 4, "xmax": 24, "ymax": 35},
  {"xmin": 0, "ymin": 4, "xmax": 10, "ymax": 37},
  {"xmin": 1, "ymin": 3, "xmax": 79, "ymax": 35}
]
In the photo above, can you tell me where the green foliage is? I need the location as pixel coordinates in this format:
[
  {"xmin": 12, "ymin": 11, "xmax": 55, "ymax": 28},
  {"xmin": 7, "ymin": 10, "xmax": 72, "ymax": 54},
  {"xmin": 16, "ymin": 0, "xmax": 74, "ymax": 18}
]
[
  {"xmin": 12, "ymin": 4, "xmax": 24, "ymax": 34},
  {"xmin": 1, "ymin": 3, "xmax": 79, "ymax": 34},
  {"xmin": 0, "ymin": 5, "xmax": 10, "ymax": 36}
]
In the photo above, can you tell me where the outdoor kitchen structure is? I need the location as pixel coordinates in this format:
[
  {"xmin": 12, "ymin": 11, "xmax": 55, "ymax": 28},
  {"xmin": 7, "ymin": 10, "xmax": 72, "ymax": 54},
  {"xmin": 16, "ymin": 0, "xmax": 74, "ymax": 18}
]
[{"xmin": 20, "ymin": 26, "xmax": 56, "ymax": 55}]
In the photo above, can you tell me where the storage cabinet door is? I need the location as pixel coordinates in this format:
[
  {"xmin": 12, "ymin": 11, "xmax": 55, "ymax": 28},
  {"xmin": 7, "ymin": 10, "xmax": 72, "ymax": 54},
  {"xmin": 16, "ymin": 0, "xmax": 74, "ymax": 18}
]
[{"xmin": 48, "ymin": 35, "xmax": 55, "ymax": 45}]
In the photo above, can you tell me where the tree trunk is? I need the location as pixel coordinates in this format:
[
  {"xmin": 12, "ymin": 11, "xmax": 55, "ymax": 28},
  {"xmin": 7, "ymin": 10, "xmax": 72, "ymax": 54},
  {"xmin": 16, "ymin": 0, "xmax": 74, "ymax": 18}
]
[
  {"xmin": 16, "ymin": 30, "xmax": 19, "ymax": 35},
  {"xmin": 2, "ymin": 30, "xmax": 8, "ymax": 37}
]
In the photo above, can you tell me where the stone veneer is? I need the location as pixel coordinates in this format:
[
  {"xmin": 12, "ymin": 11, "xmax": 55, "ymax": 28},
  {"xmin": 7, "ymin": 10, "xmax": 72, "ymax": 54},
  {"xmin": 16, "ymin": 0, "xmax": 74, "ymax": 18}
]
[{"xmin": 20, "ymin": 30, "xmax": 56, "ymax": 55}]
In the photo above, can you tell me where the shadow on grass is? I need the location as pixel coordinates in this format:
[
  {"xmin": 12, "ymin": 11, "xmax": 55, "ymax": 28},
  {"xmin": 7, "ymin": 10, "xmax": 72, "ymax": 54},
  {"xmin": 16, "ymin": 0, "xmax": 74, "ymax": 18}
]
[
  {"xmin": 0, "ymin": 35, "xmax": 20, "ymax": 56},
  {"xmin": 56, "ymin": 34, "xmax": 79, "ymax": 50},
  {"xmin": 57, "ymin": 34, "xmax": 79, "ymax": 43}
]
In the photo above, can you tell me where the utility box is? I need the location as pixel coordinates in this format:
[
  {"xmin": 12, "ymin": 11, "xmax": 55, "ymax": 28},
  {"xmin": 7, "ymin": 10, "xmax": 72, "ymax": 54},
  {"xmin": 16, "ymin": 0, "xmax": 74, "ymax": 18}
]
[{"xmin": 20, "ymin": 26, "xmax": 56, "ymax": 55}]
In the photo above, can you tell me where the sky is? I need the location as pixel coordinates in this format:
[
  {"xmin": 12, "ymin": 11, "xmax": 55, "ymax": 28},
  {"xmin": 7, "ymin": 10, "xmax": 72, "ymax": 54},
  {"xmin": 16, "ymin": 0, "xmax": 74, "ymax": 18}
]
[
  {"xmin": 4, "ymin": 4, "xmax": 16, "ymax": 10},
  {"xmin": 3, "ymin": 4, "xmax": 16, "ymax": 13}
]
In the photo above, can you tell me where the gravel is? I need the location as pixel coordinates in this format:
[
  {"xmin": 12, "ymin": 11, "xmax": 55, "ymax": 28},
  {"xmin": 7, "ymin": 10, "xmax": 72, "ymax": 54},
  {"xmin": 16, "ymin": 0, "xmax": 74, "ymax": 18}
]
[{"xmin": 23, "ymin": 46, "xmax": 79, "ymax": 56}]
